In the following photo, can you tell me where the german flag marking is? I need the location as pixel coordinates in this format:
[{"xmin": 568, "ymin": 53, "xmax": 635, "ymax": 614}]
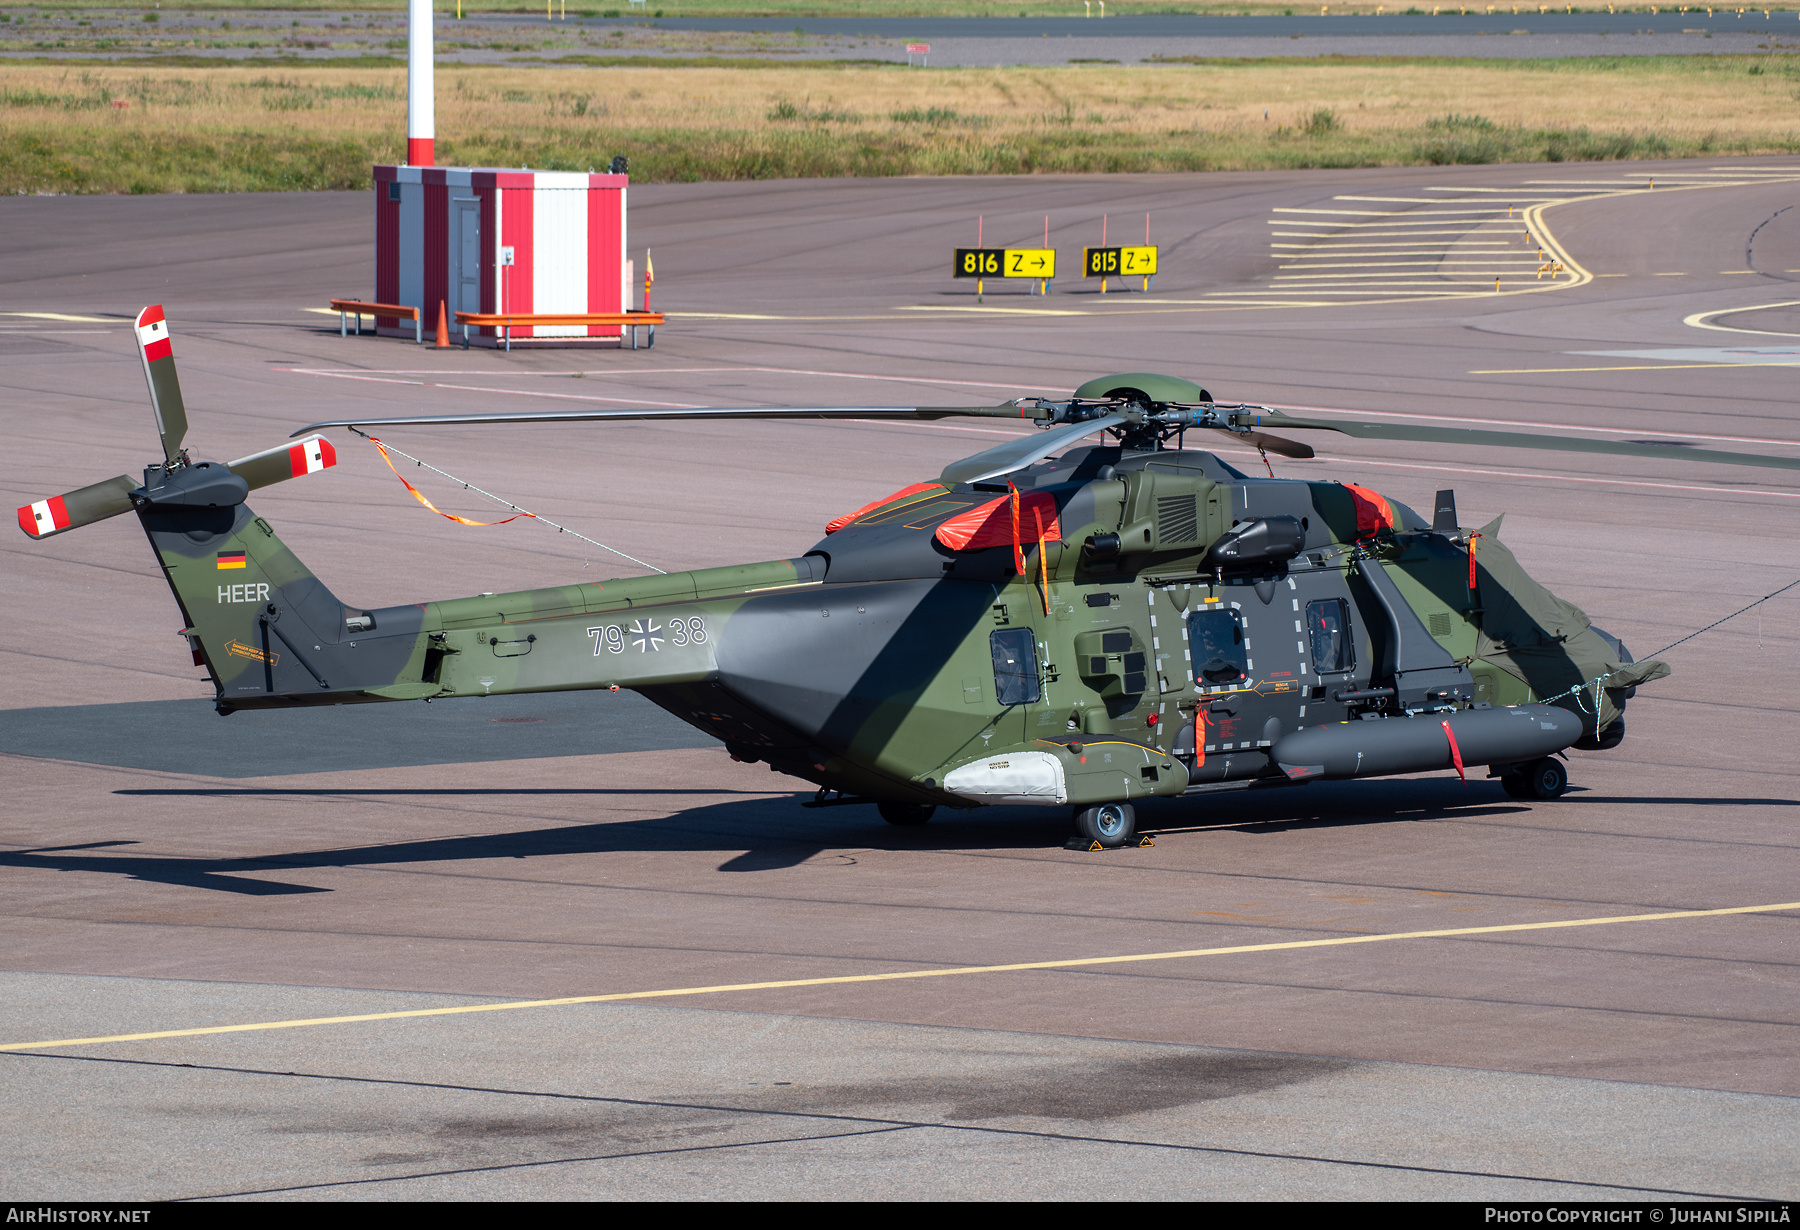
[{"xmin": 216, "ymin": 551, "xmax": 247, "ymax": 570}]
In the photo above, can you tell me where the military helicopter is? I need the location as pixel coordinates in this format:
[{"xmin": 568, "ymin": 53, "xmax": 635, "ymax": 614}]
[{"xmin": 20, "ymin": 307, "xmax": 1800, "ymax": 848}]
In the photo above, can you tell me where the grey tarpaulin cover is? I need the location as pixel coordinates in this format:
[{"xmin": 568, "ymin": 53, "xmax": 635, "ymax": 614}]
[{"xmin": 1470, "ymin": 517, "xmax": 1669, "ymax": 729}]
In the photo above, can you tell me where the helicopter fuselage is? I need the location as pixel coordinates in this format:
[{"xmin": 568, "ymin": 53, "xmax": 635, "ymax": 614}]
[{"xmin": 143, "ymin": 440, "xmax": 1631, "ymax": 813}]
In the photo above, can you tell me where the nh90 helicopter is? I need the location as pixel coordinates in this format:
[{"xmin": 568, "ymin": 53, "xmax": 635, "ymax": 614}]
[{"xmin": 21, "ymin": 308, "xmax": 1798, "ymax": 848}]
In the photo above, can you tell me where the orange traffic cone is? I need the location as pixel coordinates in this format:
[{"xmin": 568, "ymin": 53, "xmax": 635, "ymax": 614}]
[{"xmin": 434, "ymin": 299, "xmax": 449, "ymax": 349}]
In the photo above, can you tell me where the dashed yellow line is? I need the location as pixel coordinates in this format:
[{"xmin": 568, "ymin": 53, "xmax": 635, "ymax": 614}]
[
  {"xmin": 895, "ymin": 306, "xmax": 1084, "ymax": 316},
  {"xmin": 1328, "ymin": 197, "xmax": 1523, "ymax": 208},
  {"xmin": 3, "ymin": 901, "xmax": 1795, "ymax": 1054}
]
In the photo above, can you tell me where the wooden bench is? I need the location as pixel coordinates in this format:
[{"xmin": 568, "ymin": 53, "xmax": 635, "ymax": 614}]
[
  {"xmin": 329, "ymin": 299, "xmax": 423, "ymax": 344},
  {"xmin": 453, "ymin": 311, "xmax": 665, "ymax": 352}
]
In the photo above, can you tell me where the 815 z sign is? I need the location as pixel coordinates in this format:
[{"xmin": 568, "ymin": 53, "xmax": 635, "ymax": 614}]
[{"xmin": 1083, "ymin": 245, "xmax": 1158, "ymax": 277}]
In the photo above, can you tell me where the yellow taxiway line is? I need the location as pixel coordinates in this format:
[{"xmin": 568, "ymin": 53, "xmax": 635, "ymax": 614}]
[
  {"xmin": 1473, "ymin": 361, "xmax": 1800, "ymax": 374},
  {"xmin": 1683, "ymin": 300, "xmax": 1800, "ymax": 338},
  {"xmin": 3, "ymin": 900, "xmax": 1795, "ymax": 1054},
  {"xmin": 0, "ymin": 311, "xmax": 120, "ymax": 323}
]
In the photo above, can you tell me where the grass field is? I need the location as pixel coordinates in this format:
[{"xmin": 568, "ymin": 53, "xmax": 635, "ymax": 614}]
[
  {"xmin": 0, "ymin": 2, "xmax": 1784, "ymax": 16},
  {"xmin": 2, "ymin": 56, "xmax": 1796, "ymax": 192}
]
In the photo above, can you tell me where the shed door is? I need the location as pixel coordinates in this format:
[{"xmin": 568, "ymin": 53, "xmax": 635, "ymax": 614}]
[{"xmin": 453, "ymin": 200, "xmax": 481, "ymax": 316}]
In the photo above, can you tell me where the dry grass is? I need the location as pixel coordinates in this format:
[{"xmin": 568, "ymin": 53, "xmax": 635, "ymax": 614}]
[
  {"xmin": 3, "ymin": 57, "xmax": 1797, "ymax": 192},
  {"xmin": 1, "ymin": 2, "xmax": 1787, "ymax": 13}
]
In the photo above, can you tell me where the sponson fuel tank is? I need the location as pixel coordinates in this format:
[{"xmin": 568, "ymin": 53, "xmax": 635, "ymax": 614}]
[{"xmin": 1271, "ymin": 704, "xmax": 1582, "ymax": 781}]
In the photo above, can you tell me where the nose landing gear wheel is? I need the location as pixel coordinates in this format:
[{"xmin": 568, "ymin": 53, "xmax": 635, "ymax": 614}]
[
  {"xmin": 1073, "ymin": 801, "xmax": 1136, "ymax": 848},
  {"xmin": 878, "ymin": 801, "xmax": 935, "ymax": 826}
]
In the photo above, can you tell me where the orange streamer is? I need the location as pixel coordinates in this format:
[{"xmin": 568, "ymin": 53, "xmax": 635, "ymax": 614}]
[
  {"xmin": 1009, "ymin": 481, "xmax": 1025, "ymax": 577},
  {"xmin": 1033, "ymin": 503, "xmax": 1050, "ymax": 615},
  {"xmin": 1441, "ymin": 719, "xmax": 1467, "ymax": 783},
  {"xmin": 370, "ymin": 437, "xmax": 535, "ymax": 527},
  {"xmin": 1468, "ymin": 531, "xmax": 1481, "ymax": 591}
]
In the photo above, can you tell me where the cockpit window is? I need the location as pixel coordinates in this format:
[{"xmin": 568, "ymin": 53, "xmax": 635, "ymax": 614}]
[
  {"xmin": 1187, "ymin": 608, "xmax": 1247, "ymax": 684},
  {"xmin": 1307, "ymin": 598, "xmax": 1353, "ymax": 674}
]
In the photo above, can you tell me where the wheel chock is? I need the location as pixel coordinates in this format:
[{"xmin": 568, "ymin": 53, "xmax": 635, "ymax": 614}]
[{"xmin": 1063, "ymin": 835, "xmax": 1155, "ymax": 851}]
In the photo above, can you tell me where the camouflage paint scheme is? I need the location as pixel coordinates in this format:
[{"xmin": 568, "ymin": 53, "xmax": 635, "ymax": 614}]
[
  {"xmin": 139, "ymin": 422, "xmax": 1655, "ymax": 812},
  {"xmin": 25, "ymin": 309, "xmax": 1700, "ymax": 819}
]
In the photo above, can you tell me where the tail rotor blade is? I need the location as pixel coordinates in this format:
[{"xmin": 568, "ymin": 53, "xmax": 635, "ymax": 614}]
[
  {"xmin": 15, "ymin": 475, "xmax": 137, "ymax": 540},
  {"xmin": 227, "ymin": 434, "xmax": 339, "ymax": 492},
  {"xmin": 135, "ymin": 305, "xmax": 188, "ymax": 466}
]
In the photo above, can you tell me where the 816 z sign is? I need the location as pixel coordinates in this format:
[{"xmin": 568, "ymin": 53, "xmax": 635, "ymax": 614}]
[{"xmin": 953, "ymin": 248, "xmax": 1057, "ymax": 280}]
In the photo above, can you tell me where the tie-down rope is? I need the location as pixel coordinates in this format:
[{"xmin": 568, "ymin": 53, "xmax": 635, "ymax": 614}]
[{"xmin": 351, "ymin": 426, "xmax": 666, "ymax": 575}]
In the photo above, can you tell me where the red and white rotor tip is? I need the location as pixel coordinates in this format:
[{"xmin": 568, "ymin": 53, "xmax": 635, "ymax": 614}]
[
  {"xmin": 226, "ymin": 434, "xmax": 339, "ymax": 490},
  {"xmin": 290, "ymin": 435, "xmax": 337, "ymax": 476},
  {"xmin": 17, "ymin": 495, "xmax": 71, "ymax": 539},
  {"xmin": 135, "ymin": 304, "xmax": 171, "ymax": 362}
]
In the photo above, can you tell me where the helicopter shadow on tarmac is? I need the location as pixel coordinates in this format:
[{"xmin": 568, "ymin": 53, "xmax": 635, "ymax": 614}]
[
  {"xmin": 4, "ymin": 791, "xmax": 1062, "ymax": 894},
  {"xmin": 0, "ymin": 776, "xmax": 1641, "ymax": 897}
]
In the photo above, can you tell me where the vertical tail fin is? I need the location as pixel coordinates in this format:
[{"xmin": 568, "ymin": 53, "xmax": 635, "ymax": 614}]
[
  {"xmin": 137, "ymin": 474, "xmax": 343, "ymax": 700},
  {"xmin": 138, "ymin": 483, "xmax": 423, "ymax": 710}
]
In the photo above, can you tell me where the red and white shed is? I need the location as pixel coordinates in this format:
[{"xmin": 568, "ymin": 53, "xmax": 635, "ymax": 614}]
[{"xmin": 372, "ymin": 164, "xmax": 628, "ymax": 345}]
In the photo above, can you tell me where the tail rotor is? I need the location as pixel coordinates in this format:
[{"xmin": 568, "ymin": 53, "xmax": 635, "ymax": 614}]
[{"xmin": 15, "ymin": 305, "xmax": 339, "ymax": 541}]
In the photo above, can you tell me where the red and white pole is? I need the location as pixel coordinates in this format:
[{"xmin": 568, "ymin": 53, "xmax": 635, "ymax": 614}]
[{"xmin": 407, "ymin": 0, "xmax": 434, "ymax": 166}]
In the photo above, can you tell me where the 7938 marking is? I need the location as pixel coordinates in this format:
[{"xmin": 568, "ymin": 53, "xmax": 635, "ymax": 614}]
[{"xmin": 588, "ymin": 614, "xmax": 706, "ymax": 655}]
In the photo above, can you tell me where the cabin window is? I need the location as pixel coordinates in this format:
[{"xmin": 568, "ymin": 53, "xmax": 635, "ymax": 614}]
[
  {"xmin": 1307, "ymin": 598, "xmax": 1353, "ymax": 674},
  {"xmin": 1187, "ymin": 608, "xmax": 1247, "ymax": 684},
  {"xmin": 990, "ymin": 627, "xmax": 1041, "ymax": 706}
]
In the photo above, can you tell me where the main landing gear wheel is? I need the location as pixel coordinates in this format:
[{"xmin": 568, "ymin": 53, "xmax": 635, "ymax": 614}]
[
  {"xmin": 1502, "ymin": 757, "xmax": 1568, "ymax": 801},
  {"xmin": 878, "ymin": 801, "xmax": 935, "ymax": 826},
  {"xmin": 1073, "ymin": 801, "xmax": 1136, "ymax": 848}
]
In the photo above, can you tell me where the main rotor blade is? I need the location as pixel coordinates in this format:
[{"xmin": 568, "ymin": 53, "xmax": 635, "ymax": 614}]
[
  {"xmin": 1254, "ymin": 411, "xmax": 1800, "ymax": 473},
  {"xmin": 1206, "ymin": 427, "xmax": 1314, "ymax": 459},
  {"xmin": 940, "ymin": 414, "xmax": 1132, "ymax": 486},
  {"xmin": 292, "ymin": 404, "xmax": 1037, "ymax": 437}
]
